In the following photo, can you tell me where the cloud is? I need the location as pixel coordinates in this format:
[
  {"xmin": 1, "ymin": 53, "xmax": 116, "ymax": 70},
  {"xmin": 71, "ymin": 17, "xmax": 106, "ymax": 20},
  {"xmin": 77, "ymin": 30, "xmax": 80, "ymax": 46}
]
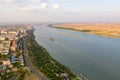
[
  {"xmin": 0, "ymin": 0, "xmax": 13, "ymax": 3},
  {"xmin": 0, "ymin": 0, "xmax": 61, "ymax": 12},
  {"xmin": 40, "ymin": 3, "xmax": 47, "ymax": 10},
  {"xmin": 31, "ymin": 0, "xmax": 40, "ymax": 3},
  {"xmin": 5, "ymin": 0, "xmax": 13, "ymax": 3},
  {"xmin": 48, "ymin": 0, "xmax": 54, "ymax": 2},
  {"xmin": 20, "ymin": 5, "xmax": 37, "ymax": 11},
  {"xmin": 19, "ymin": 3, "xmax": 48, "ymax": 12},
  {"xmin": 51, "ymin": 4, "xmax": 60, "ymax": 10}
]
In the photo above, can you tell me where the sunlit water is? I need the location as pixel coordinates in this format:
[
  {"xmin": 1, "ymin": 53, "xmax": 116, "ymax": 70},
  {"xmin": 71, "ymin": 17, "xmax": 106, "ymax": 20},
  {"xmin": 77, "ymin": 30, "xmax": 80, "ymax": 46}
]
[{"xmin": 34, "ymin": 24, "xmax": 120, "ymax": 80}]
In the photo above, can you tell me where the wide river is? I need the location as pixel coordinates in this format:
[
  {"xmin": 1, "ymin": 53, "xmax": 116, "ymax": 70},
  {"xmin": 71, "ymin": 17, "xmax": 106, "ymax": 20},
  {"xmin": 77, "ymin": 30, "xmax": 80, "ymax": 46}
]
[{"xmin": 34, "ymin": 24, "xmax": 120, "ymax": 80}]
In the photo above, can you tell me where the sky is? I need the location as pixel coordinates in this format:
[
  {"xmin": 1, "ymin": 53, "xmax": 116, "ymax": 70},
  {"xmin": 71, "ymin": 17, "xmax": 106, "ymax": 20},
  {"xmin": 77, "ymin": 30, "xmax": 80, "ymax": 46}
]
[{"xmin": 0, "ymin": 0, "xmax": 120, "ymax": 23}]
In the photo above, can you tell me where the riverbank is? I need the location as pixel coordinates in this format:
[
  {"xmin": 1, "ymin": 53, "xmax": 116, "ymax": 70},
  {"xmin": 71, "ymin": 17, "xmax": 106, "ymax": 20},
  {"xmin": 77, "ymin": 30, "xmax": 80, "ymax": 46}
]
[
  {"xmin": 34, "ymin": 24, "xmax": 120, "ymax": 80},
  {"xmin": 26, "ymin": 29, "xmax": 80, "ymax": 80},
  {"xmin": 50, "ymin": 23, "xmax": 120, "ymax": 38}
]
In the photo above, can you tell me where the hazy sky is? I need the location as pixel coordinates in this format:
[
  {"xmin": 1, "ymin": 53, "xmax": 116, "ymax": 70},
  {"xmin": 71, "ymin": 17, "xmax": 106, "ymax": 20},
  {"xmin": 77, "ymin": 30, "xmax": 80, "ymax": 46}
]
[{"xmin": 0, "ymin": 0, "xmax": 120, "ymax": 23}]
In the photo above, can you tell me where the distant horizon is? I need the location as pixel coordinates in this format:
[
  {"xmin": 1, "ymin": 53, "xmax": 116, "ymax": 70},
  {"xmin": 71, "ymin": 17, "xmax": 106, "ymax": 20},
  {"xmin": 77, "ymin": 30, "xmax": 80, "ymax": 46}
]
[{"xmin": 0, "ymin": 21, "xmax": 120, "ymax": 24}]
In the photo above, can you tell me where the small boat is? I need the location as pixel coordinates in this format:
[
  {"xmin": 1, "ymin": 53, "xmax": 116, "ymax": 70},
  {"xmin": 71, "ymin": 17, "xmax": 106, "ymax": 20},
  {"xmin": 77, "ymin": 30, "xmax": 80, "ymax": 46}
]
[{"xmin": 49, "ymin": 37, "xmax": 55, "ymax": 41}]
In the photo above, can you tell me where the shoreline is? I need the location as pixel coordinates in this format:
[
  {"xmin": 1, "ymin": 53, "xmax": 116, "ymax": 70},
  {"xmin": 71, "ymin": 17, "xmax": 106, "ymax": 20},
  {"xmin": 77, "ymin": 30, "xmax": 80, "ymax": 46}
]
[
  {"xmin": 26, "ymin": 28, "xmax": 81, "ymax": 80},
  {"xmin": 49, "ymin": 24, "xmax": 120, "ymax": 38}
]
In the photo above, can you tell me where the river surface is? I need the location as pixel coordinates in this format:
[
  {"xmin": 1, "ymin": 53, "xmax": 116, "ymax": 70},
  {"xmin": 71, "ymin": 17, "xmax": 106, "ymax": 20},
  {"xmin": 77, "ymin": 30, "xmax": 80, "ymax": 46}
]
[{"xmin": 34, "ymin": 24, "xmax": 120, "ymax": 80}]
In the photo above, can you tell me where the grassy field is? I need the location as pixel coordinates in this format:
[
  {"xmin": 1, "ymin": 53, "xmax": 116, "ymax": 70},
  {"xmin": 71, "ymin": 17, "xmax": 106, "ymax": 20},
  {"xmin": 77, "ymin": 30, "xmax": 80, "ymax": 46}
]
[{"xmin": 51, "ymin": 23, "xmax": 120, "ymax": 38}]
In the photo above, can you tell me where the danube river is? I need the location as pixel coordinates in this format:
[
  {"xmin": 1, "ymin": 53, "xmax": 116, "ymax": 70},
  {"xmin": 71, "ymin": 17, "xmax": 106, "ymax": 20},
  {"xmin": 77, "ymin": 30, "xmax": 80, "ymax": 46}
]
[{"xmin": 34, "ymin": 24, "xmax": 120, "ymax": 80}]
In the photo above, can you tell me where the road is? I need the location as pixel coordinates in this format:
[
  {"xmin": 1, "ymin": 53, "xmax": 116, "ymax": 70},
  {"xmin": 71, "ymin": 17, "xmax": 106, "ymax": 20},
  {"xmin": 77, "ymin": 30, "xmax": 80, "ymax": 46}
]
[{"xmin": 23, "ymin": 37, "xmax": 47, "ymax": 80}]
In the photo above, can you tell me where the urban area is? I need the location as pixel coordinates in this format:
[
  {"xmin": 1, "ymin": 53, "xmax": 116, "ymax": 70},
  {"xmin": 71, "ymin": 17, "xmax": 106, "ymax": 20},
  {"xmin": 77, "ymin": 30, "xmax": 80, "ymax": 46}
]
[{"xmin": 0, "ymin": 24, "xmax": 33, "ymax": 80}]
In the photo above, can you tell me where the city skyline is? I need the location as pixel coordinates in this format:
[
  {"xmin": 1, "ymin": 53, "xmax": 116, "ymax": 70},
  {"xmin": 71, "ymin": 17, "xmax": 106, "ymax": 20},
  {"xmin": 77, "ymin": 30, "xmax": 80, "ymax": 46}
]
[{"xmin": 0, "ymin": 0, "xmax": 120, "ymax": 23}]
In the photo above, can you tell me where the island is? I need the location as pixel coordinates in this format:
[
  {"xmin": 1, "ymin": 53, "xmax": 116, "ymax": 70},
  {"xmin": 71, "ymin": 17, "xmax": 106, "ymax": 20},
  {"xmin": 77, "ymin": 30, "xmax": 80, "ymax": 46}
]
[{"xmin": 51, "ymin": 23, "xmax": 120, "ymax": 38}]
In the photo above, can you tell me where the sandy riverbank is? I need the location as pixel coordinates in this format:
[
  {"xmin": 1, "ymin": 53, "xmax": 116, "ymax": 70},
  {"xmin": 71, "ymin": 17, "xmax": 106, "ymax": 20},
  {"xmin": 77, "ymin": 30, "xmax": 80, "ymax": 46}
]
[{"xmin": 51, "ymin": 23, "xmax": 120, "ymax": 38}]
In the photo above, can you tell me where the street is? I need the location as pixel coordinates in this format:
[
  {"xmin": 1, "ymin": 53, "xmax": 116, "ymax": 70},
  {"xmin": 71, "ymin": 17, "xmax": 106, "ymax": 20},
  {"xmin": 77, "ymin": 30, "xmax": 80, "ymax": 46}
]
[{"xmin": 23, "ymin": 37, "xmax": 47, "ymax": 80}]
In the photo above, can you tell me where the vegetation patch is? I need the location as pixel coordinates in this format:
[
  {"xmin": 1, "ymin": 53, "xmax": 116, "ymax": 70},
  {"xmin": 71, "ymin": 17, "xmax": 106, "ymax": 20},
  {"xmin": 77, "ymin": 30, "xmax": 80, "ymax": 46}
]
[{"xmin": 26, "ymin": 29, "xmax": 80, "ymax": 80}]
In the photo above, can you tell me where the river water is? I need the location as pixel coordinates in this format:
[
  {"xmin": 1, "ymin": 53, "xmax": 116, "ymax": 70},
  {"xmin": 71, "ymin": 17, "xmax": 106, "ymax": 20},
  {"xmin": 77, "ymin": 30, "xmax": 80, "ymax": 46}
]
[{"xmin": 34, "ymin": 24, "xmax": 120, "ymax": 80}]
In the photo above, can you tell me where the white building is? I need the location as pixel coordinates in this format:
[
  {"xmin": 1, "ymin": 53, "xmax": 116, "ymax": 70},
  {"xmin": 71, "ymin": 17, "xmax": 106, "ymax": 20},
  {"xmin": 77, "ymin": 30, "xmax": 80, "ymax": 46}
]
[{"xmin": 3, "ymin": 59, "xmax": 11, "ymax": 66}]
